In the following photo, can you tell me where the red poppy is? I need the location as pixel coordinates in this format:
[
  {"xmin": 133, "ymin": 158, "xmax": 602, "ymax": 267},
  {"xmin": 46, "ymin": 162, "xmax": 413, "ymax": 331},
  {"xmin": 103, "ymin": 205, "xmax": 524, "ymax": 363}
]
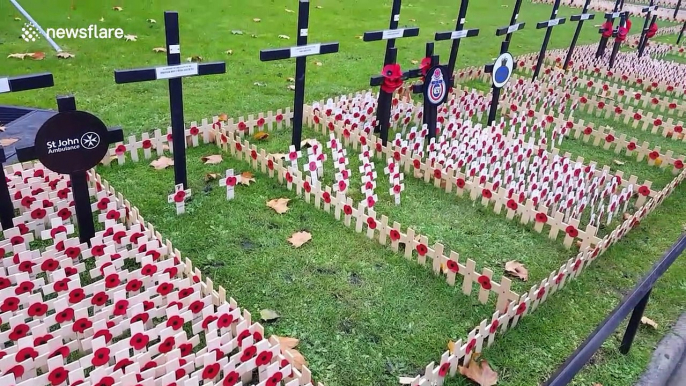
[
  {"xmin": 366, "ymin": 217, "xmax": 377, "ymax": 230},
  {"xmin": 654, "ymin": 119, "xmax": 663, "ymax": 126},
  {"xmin": 266, "ymin": 371, "xmax": 283, "ymax": 386},
  {"xmin": 638, "ymin": 185, "xmax": 650, "ymax": 196},
  {"xmin": 516, "ymin": 302, "xmax": 527, "ymax": 315},
  {"xmin": 597, "ymin": 101, "xmax": 605, "ymax": 109},
  {"xmin": 91, "ymin": 347, "xmax": 110, "ymax": 367},
  {"xmin": 14, "ymin": 280, "xmax": 34, "ymax": 295},
  {"xmin": 0, "ymin": 277, "xmax": 9, "ymax": 290},
  {"xmin": 482, "ymin": 189, "xmax": 492, "ymax": 199},
  {"xmin": 446, "ymin": 259, "xmax": 459, "ymax": 273},
  {"xmin": 477, "ymin": 275, "xmax": 492, "ymax": 290},
  {"xmin": 256, "ymin": 350, "xmax": 273, "ymax": 366},
  {"xmin": 506, "ymin": 199, "xmax": 518, "ymax": 211},
  {"xmin": 159, "ymin": 336, "xmax": 176, "ymax": 353},
  {"xmin": 381, "ymin": 64, "xmax": 403, "ymax": 94},
  {"xmin": 202, "ymin": 315, "xmax": 218, "ymax": 329},
  {"xmin": 648, "ymin": 151, "xmax": 660, "ymax": 160},
  {"xmin": 627, "ymin": 142, "xmax": 637, "ymax": 151},
  {"xmin": 72, "ymin": 318, "xmax": 92, "ymax": 334},
  {"xmin": 16, "ymin": 347, "xmax": 38, "ymax": 362},
  {"xmin": 126, "ymin": 279, "xmax": 143, "ymax": 292},
  {"xmin": 235, "ymin": 142, "xmax": 243, "ymax": 152},
  {"xmin": 93, "ymin": 329, "xmax": 112, "ymax": 343},
  {"xmin": 573, "ymin": 259, "xmax": 582, "ymax": 271},
  {"xmin": 579, "ymin": 96, "xmax": 587, "ymax": 104},
  {"xmin": 455, "ymin": 178, "xmax": 466, "ymax": 189},
  {"xmin": 605, "ymin": 134, "xmax": 614, "ymax": 143},
  {"xmin": 223, "ymin": 371, "xmax": 240, "ymax": 386},
  {"xmin": 28, "ymin": 302, "xmax": 48, "ymax": 317},
  {"xmin": 674, "ymin": 160, "xmax": 684, "ymax": 169},
  {"xmin": 9, "ymin": 324, "xmax": 29, "ymax": 341},
  {"xmin": 179, "ymin": 342, "xmax": 194, "ymax": 356},
  {"xmin": 105, "ymin": 273, "xmax": 120, "ymax": 289},
  {"xmin": 240, "ymin": 345, "xmax": 257, "ymax": 362},
  {"xmin": 55, "ymin": 308, "xmax": 74, "ymax": 323},
  {"xmin": 537, "ymin": 287, "xmax": 546, "ymax": 300},
  {"xmin": 129, "ymin": 333, "xmax": 149, "ymax": 351},
  {"xmin": 93, "ymin": 376, "xmax": 114, "ymax": 386},
  {"xmin": 113, "ymin": 299, "xmax": 129, "ymax": 316},
  {"xmin": 466, "ymin": 338, "xmax": 477, "ymax": 354},
  {"xmin": 675, "ymin": 125, "xmax": 684, "ymax": 133},
  {"xmin": 433, "ymin": 169, "xmax": 441, "ymax": 179},
  {"xmin": 438, "ymin": 361, "xmax": 451, "ymax": 377},
  {"xmin": 303, "ymin": 181, "xmax": 311, "ymax": 193},
  {"xmin": 565, "ymin": 225, "xmax": 579, "ymax": 238},
  {"xmin": 416, "ymin": 243, "xmax": 428, "ymax": 256},
  {"xmin": 343, "ymin": 204, "xmax": 353, "ymax": 216},
  {"xmin": 179, "ymin": 287, "xmax": 194, "ymax": 298},
  {"xmin": 1, "ymin": 296, "xmax": 19, "ymax": 312},
  {"xmin": 18, "ymin": 260, "xmax": 34, "ymax": 273},
  {"xmin": 131, "ymin": 312, "xmax": 149, "ymax": 324},
  {"xmin": 48, "ymin": 366, "xmax": 68, "ymax": 386},
  {"xmin": 285, "ymin": 172, "xmax": 293, "ymax": 183},
  {"xmin": 535, "ymin": 212, "xmax": 548, "ymax": 223}
]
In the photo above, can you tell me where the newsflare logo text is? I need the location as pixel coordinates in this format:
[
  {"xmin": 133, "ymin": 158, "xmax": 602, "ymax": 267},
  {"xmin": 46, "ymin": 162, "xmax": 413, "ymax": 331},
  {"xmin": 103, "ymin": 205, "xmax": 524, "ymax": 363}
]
[{"xmin": 22, "ymin": 22, "xmax": 125, "ymax": 40}]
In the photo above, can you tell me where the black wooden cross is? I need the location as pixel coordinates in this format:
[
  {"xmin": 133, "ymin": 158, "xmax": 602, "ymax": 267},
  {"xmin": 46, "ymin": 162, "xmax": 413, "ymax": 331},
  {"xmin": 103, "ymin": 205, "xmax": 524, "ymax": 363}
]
[
  {"xmin": 16, "ymin": 96, "xmax": 123, "ymax": 244},
  {"xmin": 485, "ymin": 0, "xmax": 526, "ymax": 125},
  {"xmin": 675, "ymin": 0, "xmax": 682, "ymax": 19},
  {"xmin": 363, "ymin": 0, "xmax": 419, "ymax": 146},
  {"xmin": 563, "ymin": 0, "xmax": 595, "ymax": 71},
  {"xmin": 0, "ymin": 71, "xmax": 54, "ymax": 230},
  {"xmin": 596, "ymin": 0, "xmax": 623, "ymax": 58},
  {"xmin": 638, "ymin": 14, "xmax": 658, "ymax": 57},
  {"xmin": 434, "ymin": 0, "xmax": 480, "ymax": 83},
  {"xmin": 410, "ymin": 43, "xmax": 441, "ymax": 141},
  {"xmin": 260, "ymin": 0, "xmax": 339, "ymax": 152},
  {"xmin": 637, "ymin": 2, "xmax": 658, "ymax": 57},
  {"xmin": 608, "ymin": 12, "xmax": 629, "ymax": 69},
  {"xmin": 678, "ymin": 20, "xmax": 686, "ymax": 45},
  {"xmin": 532, "ymin": 0, "xmax": 567, "ymax": 80},
  {"xmin": 114, "ymin": 11, "xmax": 226, "ymax": 189}
]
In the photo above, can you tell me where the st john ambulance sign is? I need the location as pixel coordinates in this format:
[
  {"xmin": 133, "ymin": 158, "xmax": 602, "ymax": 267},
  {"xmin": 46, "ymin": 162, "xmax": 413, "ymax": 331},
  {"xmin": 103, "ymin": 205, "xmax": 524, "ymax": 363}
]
[{"xmin": 34, "ymin": 110, "xmax": 109, "ymax": 174}]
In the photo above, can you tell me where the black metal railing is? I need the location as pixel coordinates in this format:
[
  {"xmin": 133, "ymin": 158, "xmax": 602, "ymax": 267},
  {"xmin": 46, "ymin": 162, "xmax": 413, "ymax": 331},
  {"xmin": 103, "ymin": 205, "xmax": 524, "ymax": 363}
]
[{"xmin": 544, "ymin": 233, "xmax": 686, "ymax": 386}]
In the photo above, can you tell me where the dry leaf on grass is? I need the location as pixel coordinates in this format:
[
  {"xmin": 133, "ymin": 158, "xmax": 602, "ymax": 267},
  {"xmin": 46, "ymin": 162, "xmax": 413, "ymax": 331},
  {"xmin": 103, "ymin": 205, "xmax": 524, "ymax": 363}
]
[
  {"xmin": 31, "ymin": 52, "xmax": 45, "ymax": 60},
  {"xmin": 287, "ymin": 77, "xmax": 295, "ymax": 82},
  {"xmin": 267, "ymin": 198, "xmax": 290, "ymax": 214},
  {"xmin": 225, "ymin": 49, "xmax": 233, "ymax": 55},
  {"xmin": 275, "ymin": 336, "xmax": 299, "ymax": 349},
  {"xmin": 459, "ymin": 356, "xmax": 499, "ymax": 386},
  {"xmin": 187, "ymin": 55, "xmax": 203, "ymax": 62},
  {"xmin": 278, "ymin": 34, "xmax": 290, "ymax": 39},
  {"xmin": 153, "ymin": 47, "xmax": 166, "ymax": 53},
  {"xmin": 448, "ymin": 340, "xmax": 456, "ymax": 354},
  {"xmin": 284, "ymin": 347, "xmax": 307, "ymax": 370},
  {"xmin": 218, "ymin": 113, "xmax": 228, "ymax": 122},
  {"xmin": 260, "ymin": 309, "xmax": 280, "ymax": 322},
  {"xmin": 8, "ymin": 53, "xmax": 29, "ymax": 59},
  {"xmin": 613, "ymin": 160, "xmax": 625, "ymax": 166},
  {"xmin": 100, "ymin": 17, "xmax": 105, "ymax": 22},
  {"xmin": 593, "ymin": 383, "xmax": 603, "ymax": 386},
  {"xmin": 253, "ymin": 131, "xmax": 269, "ymax": 140},
  {"xmin": 288, "ymin": 231, "xmax": 312, "ymax": 248},
  {"xmin": 300, "ymin": 138, "xmax": 319, "ymax": 149},
  {"xmin": 411, "ymin": 59, "xmax": 419, "ymax": 65},
  {"xmin": 150, "ymin": 156, "xmax": 174, "ymax": 170},
  {"xmin": 124, "ymin": 34, "xmax": 137, "ymax": 41},
  {"xmin": 285, "ymin": 8, "xmax": 294, "ymax": 13},
  {"xmin": 655, "ymin": 158, "xmax": 663, "ymax": 166},
  {"xmin": 253, "ymin": 18, "xmax": 261, "ymax": 22},
  {"xmin": 355, "ymin": 35, "xmax": 363, "ymax": 39},
  {"xmin": 641, "ymin": 316, "xmax": 658, "ymax": 329},
  {"xmin": 231, "ymin": 30, "xmax": 244, "ymax": 35},
  {"xmin": 287, "ymin": 85, "xmax": 296, "ymax": 90},
  {"xmin": 315, "ymin": 5, "xmax": 322, "ymax": 8},
  {"xmin": 204, "ymin": 173, "xmax": 219, "ymax": 182},
  {"xmin": 0, "ymin": 138, "xmax": 19, "ymax": 146},
  {"xmin": 274, "ymin": 335, "xmax": 307, "ymax": 369},
  {"xmin": 240, "ymin": 171, "xmax": 255, "ymax": 186},
  {"xmin": 147, "ymin": 18, "xmax": 156, "ymax": 23},
  {"xmin": 314, "ymin": 61, "xmax": 322, "ymax": 66},
  {"xmin": 56, "ymin": 52, "xmax": 75, "ymax": 59},
  {"xmin": 14, "ymin": 17, "xmax": 21, "ymax": 21},
  {"xmin": 112, "ymin": 6, "xmax": 123, "ymax": 11},
  {"xmin": 504, "ymin": 261, "xmax": 528, "ymax": 281},
  {"xmin": 201, "ymin": 154, "xmax": 223, "ymax": 165}
]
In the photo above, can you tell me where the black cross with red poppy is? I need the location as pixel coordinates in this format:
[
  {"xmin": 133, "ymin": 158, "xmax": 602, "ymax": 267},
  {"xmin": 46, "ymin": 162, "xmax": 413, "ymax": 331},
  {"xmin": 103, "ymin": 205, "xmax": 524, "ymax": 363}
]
[
  {"xmin": 563, "ymin": 0, "xmax": 595, "ymax": 71},
  {"xmin": 608, "ymin": 12, "xmax": 629, "ymax": 69},
  {"xmin": 434, "ymin": 0, "xmax": 480, "ymax": 83},
  {"xmin": 484, "ymin": 0, "xmax": 526, "ymax": 125},
  {"xmin": 260, "ymin": 0, "xmax": 339, "ymax": 151},
  {"xmin": 596, "ymin": 0, "xmax": 624, "ymax": 58},
  {"xmin": 411, "ymin": 43, "xmax": 440, "ymax": 140},
  {"xmin": 532, "ymin": 0, "xmax": 566, "ymax": 81},
  {"xmin": 637, "ymin": 2, "xmax": 658, "ymax": 57},
  {"xmin": 16, "ymin": 96, "xmax": 123, "ymax": 244},
  {"xmin": 114, "ymin": 11, "xmax": 226, "ymax": 189},
  {"xmin": 0, "ymin": 71, "xmax": 54, "ymax": 230},
  {"xmin": 364, "ymin": 0, "xmax": 419, "ymax": 145}
]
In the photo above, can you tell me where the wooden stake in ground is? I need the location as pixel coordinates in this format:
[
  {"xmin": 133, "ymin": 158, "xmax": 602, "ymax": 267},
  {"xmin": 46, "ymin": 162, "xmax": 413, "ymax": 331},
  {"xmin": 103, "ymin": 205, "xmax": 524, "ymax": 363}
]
[
  {"xmin": 168, "ymin": 183, "xmax": 191, "ymax": 214},
  {"xmin": 219, "ymin": 169, "xmax": 240, "ymax": 200}
]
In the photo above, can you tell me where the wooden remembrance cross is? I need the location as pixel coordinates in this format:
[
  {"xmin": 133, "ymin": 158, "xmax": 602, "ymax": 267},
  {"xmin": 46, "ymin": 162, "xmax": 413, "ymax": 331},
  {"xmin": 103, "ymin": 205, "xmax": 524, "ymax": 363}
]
[
  {"xmin": 532, "ymin": 0, "xmax": 566, "ymax": 81},
  {"xmin": 485, "ymin": 0, "xmax": 526, "ymax": 126},
  {"xmin": 363, "ymin": 0, "xmax": 419, "ymax": 145},
  {"xmin": 596, "ymin": 0, "xmax": 623, "ymax": 58},
  {"xmin": 16, "ymin": 96, "xmax": 123, "ymax": 244},
  {"xmin": 260, "ymin": 0, "xmax": 339, "ymax": 151},
  {"xmin": 637, "ymin": 2, "xmax": 658, "ymax": 57},
  {"xmin": 114, "ymin": 11, "xmax": 226, "ymax": 189},
  {"xmin": 563, "ymin": 0, "xmax": 595, "ymax": 71},
  {"xmin": 0, "ymin": 71, "xmax": 54, "ymax": 230}
]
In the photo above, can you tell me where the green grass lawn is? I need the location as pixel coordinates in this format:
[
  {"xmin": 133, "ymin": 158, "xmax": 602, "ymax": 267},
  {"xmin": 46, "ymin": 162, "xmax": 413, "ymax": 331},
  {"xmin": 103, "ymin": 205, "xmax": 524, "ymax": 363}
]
[{"xmin": 2, "ymin": 1, "xmax": 686, "ymax": 385}]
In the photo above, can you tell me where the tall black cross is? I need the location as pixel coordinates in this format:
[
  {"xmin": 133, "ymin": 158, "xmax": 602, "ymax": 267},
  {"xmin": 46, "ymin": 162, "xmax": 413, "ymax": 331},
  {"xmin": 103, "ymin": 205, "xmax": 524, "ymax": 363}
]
[
  {"xmin": 16, "ymin": 96, "xmax": 123, "ymax": 244},
  {"xmin": 411, "ymin": 43, "xmax": 439, "ymax": 140},
  {"xmin": 638, "ymin": 14, "xmax": 658, "ymax": 57},
  {"xmin": 363, "ymin": 0, "xmax": 419, "ymax": 145},
  {"xmin": 485, "ymin": 0, "xmax": 526, "ymax": 125},
  {"xmin": 114, "ymin": 11, "xmax": 226, "ymax": 189},
  {"xmin": 0, "ymin": 72, "xmax": 54, "ymax": 230},
  {"xmin": 637, "ymin": 2, "xmax": 658, "ymax": 57},
  {"xmin": 532, "ymin": 0, "xmax": 567, "ymax": 80},
  {"xmin": 678, "ymin": 20, "xmax": 686, "ymax": 45},
  {"xmin": 675, "ymin": 0, "xmax": 682, "ymax": 19},
  {"xmin": 608, "ymin": 12, "xmax": 629, "ymax": 69},
  {"xmin": 563, "ymin": 0, "xmax": 595, "ymax": 71},
  {"xmin": 260, "ymin": 0, "xmax": 339, "ymax": 151},
  {"xmin": 434, "ymin": 0, "xmax": 480, "ymax": 83},
  {"xmin": 596, "ymin": 0, "xmax": 623, "ymax": 58}
]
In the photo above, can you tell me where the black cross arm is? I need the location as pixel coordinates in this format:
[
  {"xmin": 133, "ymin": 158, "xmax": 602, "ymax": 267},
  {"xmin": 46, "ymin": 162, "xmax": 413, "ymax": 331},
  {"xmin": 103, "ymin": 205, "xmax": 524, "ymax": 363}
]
[
  {"xmin": 605, "ymin": 11, "xmax": 622, "ymax": 19},
  {"xmin": 496, "ymin": 22, "xmax": 525, "ymax": 36},
  {"xmin": 571, "ymin": 13, "xmax": 595, "ymax": 22},
  {"xmin": 259, "ymin": 42, "xmax": 339, "ymax": 62},
  {"xmin": 114, "ymin": 62, "xmax": 226, "ymax": 84},
  {"xmin": 642, "ymin": 5, "xmax": 658, "ymax": 12},
  {"xmin": 363, "ymin": 27, "xmax": 419, "ymax": 42},
  {"xmin": 1, "ymin": 73, "xmax": 54, "ymax": 92},
  {"xmin": 537, "ymin": 18, "xmax": 566, "ymax": 29},
  {"xmin": 370, "ymin": 67, "xmax": 424, "ymax": 87},
  {"xmin": 0, "ymin": 147, "xmax": 6, "ymax": 163},
  {"xmin": 434, "ymin": 28, "xmax": 479, "ymax": 41}
]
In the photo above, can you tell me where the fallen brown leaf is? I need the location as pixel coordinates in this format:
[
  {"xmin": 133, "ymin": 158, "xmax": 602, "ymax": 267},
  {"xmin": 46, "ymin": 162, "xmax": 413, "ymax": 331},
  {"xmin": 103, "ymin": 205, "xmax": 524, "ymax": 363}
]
[
  {"xmin": 641, "ymin": 316, "xmax": 658, "ymax": 329},
  {"xmin": 240, "ymin": 171, "xmax": 255, "ymax": 186},
  {"xmin": 56, "ymin": 52, "xmax": 75, "ymax": 59},
  {"xmin": 260, "ymin": 309, "xmax": 280, "ymax": 322},
  {"xmin": 448, "ymin": 340, "xmax": 456, "ymax": 354},
  {"xmin": 150, "ymin": 156, "xmax": 174, "ymax": 170},
  {"xmin": 315, "ymin": 5, "xmax": 322, "ymax": 8},
  {"xmin": 253, "ymin": 18, "xmax": 261, "ymax": 22},
  {"xmin": 153, "ymin": 47, "xmax": 166, "ymax": 53},
  {"xmin": 505, "ymin": 261, "xmax": 528, "ymax": 281},
  {"xmin": 225, "ymin": 49, "xmax": 233, "ymax": 55},
  {"xmin": 314, "ymin": 61, "xmax": 323, "ymax": 66},
  {"xmin": 218, "ymin": 113, "xmax": 228, "ymax": 122},
  {"xmin": 253, "ymin": 131, "xmax": 269, "ymax": 141},
  {"xmin": 112, "ymin": 6, "xmax": 123, "ymax": 11},
  {"xmin": 411, "ymin": 59, "xmax": 419, "ymax": 65},
  {"xmin": 187, "ymin": 55, "xmax": 203, "ymax": 62},
  {"xmin": 285, "ymin": 348, "xmax": 307, "ymax": 370},
  {"xmin": 655, "ymin": 157, "xmax": 663, "ymax": 166},
  {"xmin": 267, "ymin": 198, "xmax": 290, "ymax": 214},
  {"xmin": 613, "ymin": 160, "xmax": 625, "ymax": 166},
  {"xmin": 459, "ymin": 356, "xmax": 499, "ymax": 386},
  {"xmin": 204, "ymin": 173, "xmax": 219, "ymax": 182},
  {"xmin": 300, "ymin": 138, "xmax": 319, "ymax": 149},
  {"xmin": 288, "ymin": 231, "xmax": 312, "ymax": 248},
  {"xmin": 287, "ymin": 77, "xmax": 295, "ymax": 82},
  {"xmin": 7, "ymin": 53, "xmax": 29, "ymax": 60},
  {"xmin": 287, "ymin": 85, "xmax": 296, "ymax": 90},
  {"xmin": 201, "ymin": 154, "xmax": 223, "ymax": 165},
  {"xmin": 146, "ymin": 18, "xmax": 156, "ymax": 23},
  {"xmin": 278, "ymin": 34, "xmax": 290, "ymax": 39},
  {"xmin": 124, "ymin": 34, "xmax": 137, "ymax": 41},
  {"xmin": 31, "ymin": 52, "xmax": 45, "ymax": 60},
  {"xmin": 0, "ymin": 138, "xmax": 19, "ymax": 146},
  {"xmin": 275, "ymin": 336, "xmax": 299, "ymax": 349}
]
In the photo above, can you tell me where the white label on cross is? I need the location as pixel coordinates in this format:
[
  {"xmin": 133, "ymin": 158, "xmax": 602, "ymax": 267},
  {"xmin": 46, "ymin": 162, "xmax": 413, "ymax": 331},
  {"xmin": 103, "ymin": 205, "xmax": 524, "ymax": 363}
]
[
  {"xmin": 394, "ymin": 14, "xmax": 400, "ymax": 22},
  {"xmin": 382, "ymin": 28, "xmax": 405, "ymax": 39},
  {"xmin": 460, "ymin": 18, "xmax": 466, "ymax": 24},
  {"xmin": 300, "ymin": 28, "xmax": 308, "ymax": 37},
  {"xmin": 155, "ymin": 63, "xmax": 199, "ymax": 80},
  {"xmin": 507, "ymin": 23, "xmax": 522, "ymax": 33},
  {"xmin": 451, "ymin": 30, "xmax": 469, "ymax": 39},
  {"xmin": 169, "ymin": 44, "xmax": 180, "ymax": 54},
  {"xmin": 0, "ymin": 78, "xmax": 9, "ymax": 93},
  {"xmin": 547, "ymin": 18, "xmax": 562, "ymax": 26},
  {"xmin": 611, "ymin": 12, "xmax": 620, "ymax": 18},
  {"xmin": 581, "ymin": 14, "xmax": 592, "ymax": 20},
  {"xmin": 290, "ymin": 43, "xmax": 321, "ymax": 58}
]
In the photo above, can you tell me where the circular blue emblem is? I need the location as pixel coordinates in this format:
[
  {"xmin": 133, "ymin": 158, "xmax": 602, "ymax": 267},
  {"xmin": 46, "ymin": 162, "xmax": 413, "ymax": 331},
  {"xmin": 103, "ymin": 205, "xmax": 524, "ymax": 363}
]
[{"xmin": 426, "ymin": 67, "xmax": 447, "ymax": 106}]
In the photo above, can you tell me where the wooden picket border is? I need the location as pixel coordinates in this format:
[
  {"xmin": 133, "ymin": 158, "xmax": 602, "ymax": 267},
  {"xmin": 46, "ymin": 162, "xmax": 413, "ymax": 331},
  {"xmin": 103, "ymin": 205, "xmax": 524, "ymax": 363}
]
[{"xmin": 531, "ymin": 0, "xmax": 686, "ymax": 22}]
